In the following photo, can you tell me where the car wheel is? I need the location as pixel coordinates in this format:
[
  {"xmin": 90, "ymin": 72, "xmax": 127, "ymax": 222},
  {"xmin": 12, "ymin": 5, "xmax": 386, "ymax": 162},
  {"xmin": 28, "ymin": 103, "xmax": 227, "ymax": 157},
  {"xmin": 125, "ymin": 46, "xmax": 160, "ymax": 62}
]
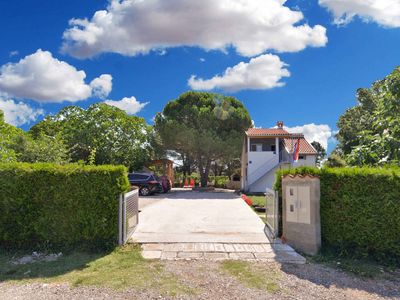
[{"xmin": 140, "ymin": 187, "xmax": 150, "ymax": 196}]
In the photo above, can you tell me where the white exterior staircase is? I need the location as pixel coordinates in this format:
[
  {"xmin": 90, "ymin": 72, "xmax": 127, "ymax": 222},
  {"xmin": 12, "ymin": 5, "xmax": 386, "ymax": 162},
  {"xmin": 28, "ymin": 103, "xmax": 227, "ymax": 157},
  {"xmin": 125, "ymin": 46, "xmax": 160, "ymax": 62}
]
[{"xmin": 247, "ymin": 155, "xmax": 279, "ymax": 188}]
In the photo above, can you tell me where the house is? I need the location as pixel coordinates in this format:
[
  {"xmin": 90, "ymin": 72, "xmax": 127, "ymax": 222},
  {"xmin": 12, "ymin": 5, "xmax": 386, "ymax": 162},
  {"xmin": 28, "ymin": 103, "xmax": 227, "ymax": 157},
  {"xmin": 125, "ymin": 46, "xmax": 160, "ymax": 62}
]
[{"xmin": 241, "ymin": 121, "xmax": 317, "ymax": 193}]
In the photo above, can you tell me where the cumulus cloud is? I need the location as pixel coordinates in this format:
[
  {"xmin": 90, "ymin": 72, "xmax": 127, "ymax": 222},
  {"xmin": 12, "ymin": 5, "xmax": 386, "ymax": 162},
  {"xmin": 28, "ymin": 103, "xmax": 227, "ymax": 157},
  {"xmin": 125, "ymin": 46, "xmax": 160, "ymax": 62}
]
[
  {"xmin": 104, "ymin": 96, "xmax": 148, "ymax": 115},
  {"xmin": 62, "ymin": 0, "xmax": 327, "ymax": 58},
  {"xmin": 90, "ymin": 74, "xmax": 112, "ymax": 98},
  {"xmin": 188, "ymin": 54, "xmax": 290, "ymax": 92},
  {"xmin": 0, "ymin": 97, "xmax": 44, "ymax": 126},
  {"xmin": 319, "ymin": 0, "xmax": 400, "ymax": 27},
  {"xmin": 285, "ymin": 123, "xmax": 332, "ymax": 150},
  {"xmin": 0, "ymin": 49, "xmax": 112, "ymax": 103}
]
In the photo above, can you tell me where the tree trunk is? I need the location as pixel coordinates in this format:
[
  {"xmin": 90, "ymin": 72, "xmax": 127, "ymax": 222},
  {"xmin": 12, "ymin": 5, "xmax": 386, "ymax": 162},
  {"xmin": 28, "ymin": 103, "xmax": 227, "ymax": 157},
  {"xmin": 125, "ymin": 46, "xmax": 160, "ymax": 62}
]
[
  {"xmin": 199, "ymin": 158, "xmax": 211, "ymax": 187},
  {"xmin": 181, "ymin": 153, "xmax": 187, "ymax": 178},
  {"xmin": 213, "ymin": 161, "xmax": 218, "ymax": 186}
]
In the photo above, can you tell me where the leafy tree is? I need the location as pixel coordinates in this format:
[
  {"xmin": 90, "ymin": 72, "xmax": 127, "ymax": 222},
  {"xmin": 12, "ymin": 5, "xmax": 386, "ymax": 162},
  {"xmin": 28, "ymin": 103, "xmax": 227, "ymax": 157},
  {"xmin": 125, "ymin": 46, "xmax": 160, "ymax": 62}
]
[
  {"xmin": 311, "ymin": 141, "xmax": 326, "ymax": 166},
  {"xmin": 30, "ymin": 103, "xmax": 152, "ymax": 170},
  {"xmin": 0, "ymin": 109, "xmax": 23, "ymax": 163},
  {"xmin": 0, "ymin": 109, "xmax": 69, "ymax": 164},
  {"xmin": 336, "ymin": 67, "xmax": 400, "ymax": 166},
  {"xmin": 324, "ymin": 152, "xmax": 347, "ymax": 168},
  {"xmin": 154, "ymin": 91, "xmax": 252, "ymax": 186},
  {"xmin": 12, "ymin": 134, "xmax": 69, "ymax": 164}
]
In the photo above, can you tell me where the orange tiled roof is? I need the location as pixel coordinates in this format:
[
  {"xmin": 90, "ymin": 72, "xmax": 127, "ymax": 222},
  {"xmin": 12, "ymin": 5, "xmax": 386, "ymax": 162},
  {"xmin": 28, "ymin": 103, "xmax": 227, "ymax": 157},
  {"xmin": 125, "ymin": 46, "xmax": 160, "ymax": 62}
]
[
  {"xmin": 246, "ymin": 127, "xmax": 317, "ymax": 154},
  {"xmin": 246, "ymin": 127, "xmax": 290, "ymax": 137},
  {"xmin": 283, "ymin": 137, "xmax": 317, "ymax": 155}
]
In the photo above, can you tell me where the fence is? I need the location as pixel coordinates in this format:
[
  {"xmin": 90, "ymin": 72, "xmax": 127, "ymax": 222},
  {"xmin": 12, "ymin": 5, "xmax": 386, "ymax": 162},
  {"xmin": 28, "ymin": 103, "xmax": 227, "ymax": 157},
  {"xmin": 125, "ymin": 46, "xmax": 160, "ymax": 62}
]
[
  {"xmin": 118, "ymin": 189, "xmax": 139, "ymax": 245},
  {"xmin": 265, "ymin": 188, "xmax": 280, "ymax": 239}
]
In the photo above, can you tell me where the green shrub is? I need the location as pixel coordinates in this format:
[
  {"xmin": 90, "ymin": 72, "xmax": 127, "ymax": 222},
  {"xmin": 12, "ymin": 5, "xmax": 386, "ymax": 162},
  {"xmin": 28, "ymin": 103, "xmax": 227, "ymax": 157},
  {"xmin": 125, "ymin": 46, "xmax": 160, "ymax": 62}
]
[
  {"xmin": 212, "ymin": 176, "xmax": 230, "ymax": 188},
  {"xmin": 0, "ymin": 163, "xmax": 129, "ymax": 251},
  {"xmin": 274, "ymin": 167, "xmax": 400, "ymax": 263}
]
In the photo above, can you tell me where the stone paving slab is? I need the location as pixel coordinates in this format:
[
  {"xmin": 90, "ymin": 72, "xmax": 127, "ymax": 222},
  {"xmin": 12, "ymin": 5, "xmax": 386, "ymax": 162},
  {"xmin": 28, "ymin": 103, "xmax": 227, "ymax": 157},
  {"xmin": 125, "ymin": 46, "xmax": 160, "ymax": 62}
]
[{"xmin": 141, "ymin": 243, "xmax": 306, "ymax": 264}]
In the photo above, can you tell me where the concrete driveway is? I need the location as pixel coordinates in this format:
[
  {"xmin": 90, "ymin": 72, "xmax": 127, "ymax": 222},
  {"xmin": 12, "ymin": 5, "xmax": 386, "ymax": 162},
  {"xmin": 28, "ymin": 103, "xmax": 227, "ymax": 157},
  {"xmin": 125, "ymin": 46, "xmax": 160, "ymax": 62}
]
[{"xmin": 130, "ymin": 189, "xmax": 269, "ymax": 244}]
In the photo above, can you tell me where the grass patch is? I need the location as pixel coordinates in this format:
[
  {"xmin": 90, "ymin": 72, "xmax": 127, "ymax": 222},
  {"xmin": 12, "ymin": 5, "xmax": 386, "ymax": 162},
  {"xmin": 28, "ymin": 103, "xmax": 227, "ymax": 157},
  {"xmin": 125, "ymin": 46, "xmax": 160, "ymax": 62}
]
[
  {"xmin": 246, "ymin": 195, "xmax": 267, "ymax": 224},
  {"xmin": 247, "ymin": 195, "xmax": 265, "ymax": 207},
  {"xmin": 220, "ymin": 260, "xmax": 280, "ymax": 293},
  {"xmin": 310, "ymin": 249, "xmax": 399, "ymax": 280},
  {"xmin": 0, "ymin": 245, "xmax": 194, "ymax": 296}
]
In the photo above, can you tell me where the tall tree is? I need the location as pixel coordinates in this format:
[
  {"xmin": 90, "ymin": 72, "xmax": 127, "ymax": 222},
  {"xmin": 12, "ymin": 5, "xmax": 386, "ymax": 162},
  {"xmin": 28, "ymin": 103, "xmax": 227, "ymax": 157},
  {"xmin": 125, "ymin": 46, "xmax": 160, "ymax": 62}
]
[
  {"xmin": 154, "ymin": 91, "xmax": 252, "ymax": 186},
  {"xmin": 12, "ymin": 134, "xmax": 69, "ymax": 164},
  {"xmin": 311, "ymin": 141, "xmax": 326, "ymax": 166},
  {"xmin": 30, "ymin": 103, "xmax": 153, "ymax": 170},
  {"xmin": 0, "ymin": 109, "xmax": 69, "ymax": 164},
  {"xmin": 336, "ymin": 67, "xmax": 400, "ymax": 166},
  {"xmin": 0, "ymin": 109, "xmax": 21, "ymax": 162}
]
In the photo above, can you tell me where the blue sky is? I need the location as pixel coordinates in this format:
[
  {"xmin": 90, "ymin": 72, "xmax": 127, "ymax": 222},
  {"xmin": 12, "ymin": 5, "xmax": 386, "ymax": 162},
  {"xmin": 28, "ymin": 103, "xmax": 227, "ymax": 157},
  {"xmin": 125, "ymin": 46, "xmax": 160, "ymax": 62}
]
[{"xmin": 0, "ymin": 0, "xmax": 399, "ymax": 152}]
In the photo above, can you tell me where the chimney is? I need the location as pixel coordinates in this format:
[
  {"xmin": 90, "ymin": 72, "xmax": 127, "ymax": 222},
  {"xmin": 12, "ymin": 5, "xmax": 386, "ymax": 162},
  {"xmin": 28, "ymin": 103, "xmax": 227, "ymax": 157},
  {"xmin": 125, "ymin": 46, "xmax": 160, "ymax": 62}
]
[{"xmin": 277, "ymin": 121, "xmax": 284, "ymax": 129}]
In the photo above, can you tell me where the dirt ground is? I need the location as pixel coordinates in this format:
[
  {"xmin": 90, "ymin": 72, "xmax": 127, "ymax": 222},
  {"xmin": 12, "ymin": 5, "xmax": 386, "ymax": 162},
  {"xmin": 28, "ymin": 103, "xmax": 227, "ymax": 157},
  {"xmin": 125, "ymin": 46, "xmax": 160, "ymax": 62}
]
[{"xmin": 1, "ymin": 260, "xmax": 399, "ymax": 300}]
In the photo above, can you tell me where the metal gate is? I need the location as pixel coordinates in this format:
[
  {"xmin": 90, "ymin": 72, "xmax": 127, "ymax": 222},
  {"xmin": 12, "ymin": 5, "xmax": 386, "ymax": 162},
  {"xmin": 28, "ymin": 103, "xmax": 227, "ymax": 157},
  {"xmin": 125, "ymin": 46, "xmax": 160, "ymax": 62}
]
[
  {"xmin": 118, "ymin": 189, "xmax": 139, "ymax": 245},
  {"xmin": 265, "ymin": 188, "xmax": 280, "ymax": 239}
]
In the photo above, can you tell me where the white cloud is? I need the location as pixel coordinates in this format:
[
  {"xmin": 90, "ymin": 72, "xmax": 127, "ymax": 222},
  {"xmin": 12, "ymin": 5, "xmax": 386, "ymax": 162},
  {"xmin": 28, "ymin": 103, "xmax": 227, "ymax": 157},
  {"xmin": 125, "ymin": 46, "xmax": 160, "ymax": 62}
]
[
  {"xmin": 285, "ymin": 123, "xmax": 332, "ymax": 150},
  {"xmin": 0, "ymin": 49, "xmax": 112, "ymax": 103},
  {"xmin": 9, "ymin": 50, "xmax": 19, "ymax": 57},
  {"xmin": 104, "ymin": 96, "xmax": 148, "ymax": 115},
  {"xmin": 188, "ymin": 54, "xmax": 290, "ymax": 92},
  {"xmin": 0, "ymin": 97, "xmax": 44, "ymax": 126},
  {"xmin": 90, "ymin": 74, "xmax": 112, "ymax": 99},
  {"xmin": 62, "ymin": 0, "xmax": 327, "ymax": 58},
  {"xmin": 319, "ymin": 0, "xmax": 400, "ymax": 27}
]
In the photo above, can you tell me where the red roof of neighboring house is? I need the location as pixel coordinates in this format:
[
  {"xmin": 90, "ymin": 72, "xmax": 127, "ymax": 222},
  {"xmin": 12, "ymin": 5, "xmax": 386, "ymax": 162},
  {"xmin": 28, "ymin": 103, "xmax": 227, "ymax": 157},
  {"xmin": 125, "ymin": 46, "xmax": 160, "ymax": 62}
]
[
  {"xmin": 246, "ymin": 128, "xmax": 290, "ymax": 137},
  {"xmin": 283, "ymin": 137, "xmax": 317, "ymax": 155},
  {"xmin": 246, "ymin": 124, "xmax": 317, "ymax": 155}
]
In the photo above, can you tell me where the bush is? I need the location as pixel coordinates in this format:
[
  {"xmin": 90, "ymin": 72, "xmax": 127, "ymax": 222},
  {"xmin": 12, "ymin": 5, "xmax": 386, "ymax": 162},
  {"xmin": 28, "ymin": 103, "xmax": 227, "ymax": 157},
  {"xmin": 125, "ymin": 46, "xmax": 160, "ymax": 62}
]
[
  {"xmin": 212, "ymin": 176, "xmax": 230, "ymax": 188},
  {"xmin": 274, "ymin": 167, "xmax": 400, "ymax": 263},
  {"xmin": 0, "ymin": 163, "xmax": 129, "ymax": 251}
]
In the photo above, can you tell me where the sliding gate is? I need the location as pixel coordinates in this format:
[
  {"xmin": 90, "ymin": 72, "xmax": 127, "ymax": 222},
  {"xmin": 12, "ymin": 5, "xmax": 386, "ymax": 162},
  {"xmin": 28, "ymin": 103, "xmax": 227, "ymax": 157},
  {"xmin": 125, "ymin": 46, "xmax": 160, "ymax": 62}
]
[
  {"xmin": 265, "ymin": 188, "xmax": 281, "ymax": 239},
  {"xmin": 118, "ymin": 189, "xmax": 139, "ymax": 245}
]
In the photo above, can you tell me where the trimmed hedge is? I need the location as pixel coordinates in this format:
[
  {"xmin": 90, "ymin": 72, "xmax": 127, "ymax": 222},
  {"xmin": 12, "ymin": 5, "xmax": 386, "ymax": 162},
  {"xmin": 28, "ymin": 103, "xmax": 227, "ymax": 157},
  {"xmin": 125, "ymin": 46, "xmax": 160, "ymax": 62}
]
[
  {"xmin": 0, "ymin": 163, "xmax": 129, "ymax": 251},
  {"xmin": 274, "ymin": 167, "xmax": 400, "ymax": 263}
]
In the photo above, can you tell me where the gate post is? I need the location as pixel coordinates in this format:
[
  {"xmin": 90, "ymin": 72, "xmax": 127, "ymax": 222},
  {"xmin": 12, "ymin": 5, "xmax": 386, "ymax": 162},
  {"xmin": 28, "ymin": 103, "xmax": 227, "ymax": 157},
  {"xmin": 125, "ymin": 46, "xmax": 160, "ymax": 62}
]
[
  {"xmin": 265, "ymin": 188, "xmax": 279, "ymax": 239},
  {"xmin": 282, "ymin": 174, "xmax": 321, "ymax": 255},
  {"xmin": 118, "ymin": 194, "xmax": 124, "ymax": 245}
]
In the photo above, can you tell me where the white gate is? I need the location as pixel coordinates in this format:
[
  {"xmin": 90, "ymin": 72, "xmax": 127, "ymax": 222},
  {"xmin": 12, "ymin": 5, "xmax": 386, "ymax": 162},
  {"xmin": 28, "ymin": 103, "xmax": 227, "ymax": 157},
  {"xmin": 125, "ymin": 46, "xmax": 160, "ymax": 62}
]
[
  {"xmin": 118, "ymin": 189, "xmax": 139, "ymax": 245},
  {"xmin": 265, "ymin": 188, "xmax": 279, "ymax": 239}
]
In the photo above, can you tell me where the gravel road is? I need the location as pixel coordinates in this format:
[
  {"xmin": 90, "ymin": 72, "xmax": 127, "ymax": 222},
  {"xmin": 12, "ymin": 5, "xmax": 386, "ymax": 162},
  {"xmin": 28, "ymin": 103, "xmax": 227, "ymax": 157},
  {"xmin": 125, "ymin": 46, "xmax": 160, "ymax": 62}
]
[{"xmin": 1, "ymin": 260, "xmax": 399, "ymax": 300}]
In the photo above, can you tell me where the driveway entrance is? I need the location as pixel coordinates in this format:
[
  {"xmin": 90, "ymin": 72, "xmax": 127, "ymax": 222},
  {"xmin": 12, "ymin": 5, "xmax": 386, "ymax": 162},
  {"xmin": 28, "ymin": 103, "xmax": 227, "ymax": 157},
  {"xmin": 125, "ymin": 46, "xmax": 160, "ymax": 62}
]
[
  {"xmin": 130, "ymin": 189, "xmax": 305, "ymax": 263},
  {"xmin": 132, "ymin": 189, "xmax": 267, "ymax": 243}
]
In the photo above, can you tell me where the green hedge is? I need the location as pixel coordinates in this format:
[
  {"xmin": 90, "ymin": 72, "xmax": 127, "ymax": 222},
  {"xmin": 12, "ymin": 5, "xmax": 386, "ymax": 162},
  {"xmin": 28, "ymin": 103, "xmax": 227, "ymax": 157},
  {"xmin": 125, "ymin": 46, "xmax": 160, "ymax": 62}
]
[
  {"xmin": 274, "ymin": 167, "xmax": 400, "ymax": 263},
  {"xmin": 0, "ymin": 163, "xmax": 129, "ymax": 251}
]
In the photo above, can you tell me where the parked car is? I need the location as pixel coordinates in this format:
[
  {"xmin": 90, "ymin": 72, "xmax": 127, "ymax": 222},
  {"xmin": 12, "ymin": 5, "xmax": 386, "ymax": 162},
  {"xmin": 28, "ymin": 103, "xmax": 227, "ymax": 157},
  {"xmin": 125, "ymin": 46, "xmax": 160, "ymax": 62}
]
[
  {"xmin": 128, "ymin": 173, "xmax": 162, "ymax": 196},
  {"xmin": 158, "ymin": 175, "xmax": 172, "ymax": 193}
]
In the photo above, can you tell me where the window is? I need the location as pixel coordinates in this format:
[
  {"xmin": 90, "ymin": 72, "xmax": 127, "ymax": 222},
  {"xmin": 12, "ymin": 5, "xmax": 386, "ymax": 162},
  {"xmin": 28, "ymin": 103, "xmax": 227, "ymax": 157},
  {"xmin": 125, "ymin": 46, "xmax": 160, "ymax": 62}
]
[
  {"xmin": 251, "ymin": 144, "xmax": 263, "ymax": 152},
  {"xmin": 232, "ymin": 174, "xmax": 240, "ymax": 181},
  {"xmin": 249, "ymin": 138, "xmax": 276, "ymax": 152},
  {"xmin": 298, "ymin": 155, "xmax": 306, "ymax": 160},
  {"xmin": 129, "ymin": 174, "xmax": 149, "ymax": 180}
]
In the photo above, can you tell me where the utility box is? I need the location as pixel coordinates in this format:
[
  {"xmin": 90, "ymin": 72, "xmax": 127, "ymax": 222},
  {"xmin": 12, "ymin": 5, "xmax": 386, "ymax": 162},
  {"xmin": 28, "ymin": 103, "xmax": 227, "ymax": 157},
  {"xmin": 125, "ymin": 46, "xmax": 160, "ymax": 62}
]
[{"xmin": 282, "ymin": 175, "xmax": 321, "ymax": 255}]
